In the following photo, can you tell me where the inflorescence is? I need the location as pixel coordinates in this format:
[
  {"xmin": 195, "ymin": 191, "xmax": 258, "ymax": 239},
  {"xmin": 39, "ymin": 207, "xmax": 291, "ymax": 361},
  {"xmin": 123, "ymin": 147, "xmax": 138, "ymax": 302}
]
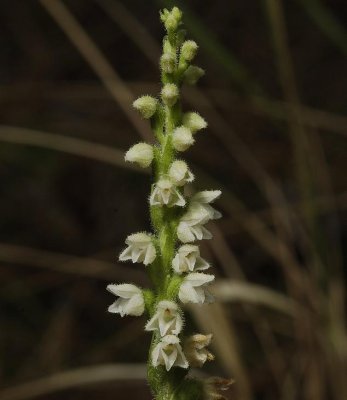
[{"xmin": 106, "ymin": 7, "xmax": 231, "ymax": 400}]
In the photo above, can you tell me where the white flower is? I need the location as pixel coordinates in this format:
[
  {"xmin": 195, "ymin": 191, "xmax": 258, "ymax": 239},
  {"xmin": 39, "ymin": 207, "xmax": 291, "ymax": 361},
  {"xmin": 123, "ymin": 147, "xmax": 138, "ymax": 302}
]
[
  {"xmin": 125, "ymin": 143, "xmax": 154, "ymax": 168},
  {"xmin": 184, "ymin": 334, "xmax": 214, "ymax": 368},
  {"xmin": 169, "ymin": 160, "xmax": 194, "ymax": 186},
  {"xmin": 176, "ymin": 190, "xmax": 222, "ymax": 243},
  {"xmin": 133, "ymin": 96, "xmax": 158, "ymax": 119},
  {"xmin": 119, "ymin": 232, "xmax": 156, "ymax": 265},
  {"xmin": 161, "ymin": 83, "xmax": 179, "ymax": 107},
  {"xmin": 150, "ymin": 178, "xmax": 186, "ymax": 207},
  {"xmin": 176, "ymin": 202, "xmax": 213, "ymax": 243},
  {"xmin": 172, "ymin": 126, "xmax": 195, "ymax": 151},
  {"xmin": 177, "ymin": 220, "xmax": 213, "ymax": 243},
  {"xmin": 107, "ymin": 283, "xmax": 144, "ymax": 317},
  {"xmin": 178, "ymin": 273, "xmax": 215, "ymax": 304},
  {"xmin": 145, "ymin": 300, "xmax": 183, "ymax": 336},
  {"xmin": 182, "ymin": 112, "xmax": 207, "ymax": 134},
  {"xmin": 190, "ymin": 190, "xmax": 222, "ymax": 220},
  {"xmin": 172, "ymin": 245, "xmax": 209, "ymax": 274},
  {"xmin": 152, "ymin": 335, "xmax": 189, "ymax": 371}
]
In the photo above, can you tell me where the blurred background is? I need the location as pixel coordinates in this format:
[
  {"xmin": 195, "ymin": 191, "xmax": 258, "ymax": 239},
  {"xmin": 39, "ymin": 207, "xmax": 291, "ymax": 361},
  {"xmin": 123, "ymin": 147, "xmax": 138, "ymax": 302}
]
[{"xmin": 1, "ymin": 0, "xmax": 346, "ymax": 399}]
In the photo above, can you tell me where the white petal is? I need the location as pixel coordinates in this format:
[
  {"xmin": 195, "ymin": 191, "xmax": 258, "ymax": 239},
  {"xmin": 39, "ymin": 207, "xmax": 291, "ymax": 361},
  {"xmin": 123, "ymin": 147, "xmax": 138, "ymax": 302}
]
[
  {"xmin": 173, "ymin": 189, "xmax": 186, "ymax": 207},
  {"xmin": 145, "ymin": 314, "xmax": 159, "ymax": 332},
  {"xmin": 107, "ymin": 283, "xmax": 140, "ymax": 298},
  {"xmin": 186, "ymin": 273, "xmax": 215, "ymax": 287},
  {"xmin": 179, "ymin": 282, "xmax": 199, "ymax": 303},
  {"xmin": 177, "ymin": 222, "xmax": 196, "ymax": 243},
  {"xmin": 118, "ymin": 246, "xmax": 132, "ymax": 262},
  {"xmin": 164, "ymin": 347, "xmax": 178, "ymax": 371},
  {"xmin": 124, "ymin": 293, "xmax": 145, "ymax": 316},
  {"xmin": 195, "ymin": 256, "xmax": 210, "ymax": 271},
  {"xmin": 143, "ymin": 243, "xmax": 156, "ymax": 265},
  {"xmin": 191, "ymin": 190, "xmax": 221, "ymax": 204},
  {"xmin": 151, "ymin": 343, "xmax": 162, "ymax": 367}
]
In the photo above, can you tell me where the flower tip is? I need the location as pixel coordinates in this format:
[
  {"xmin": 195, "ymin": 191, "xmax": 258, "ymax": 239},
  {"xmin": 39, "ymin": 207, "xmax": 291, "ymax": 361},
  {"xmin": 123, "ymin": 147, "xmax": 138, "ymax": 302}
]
[
  {"xmin": 161, "ymin": 83, "xmax": 179, "ymax": 107},
  {"xmin": 124, "ymin": 143, "xmax": 154, "ymax": 168},
  {"xmin": 184, "ymin": 65, "xmax": 205, "ymax": 85},
  {"xmin": 133, "ymin": 96, "xmax": 158, "ymax": 119},
  {"xmin": 172, "ymin": 126, "xmax": 194, "ymax": 152},
  {"xmin": 182, "ymin": 112, "xmax": 207, "ymax": 134},
  {"xmin": 181, "ymin": 40, "xmax": 198, "ymax": 62}
]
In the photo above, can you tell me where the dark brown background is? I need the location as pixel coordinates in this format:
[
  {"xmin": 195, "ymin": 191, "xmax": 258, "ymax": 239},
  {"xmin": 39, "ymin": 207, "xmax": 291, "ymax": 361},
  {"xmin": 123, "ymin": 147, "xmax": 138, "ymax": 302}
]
[{"xmin": 0, "ymin": 1, "xmax": 346, "ymax": 399}]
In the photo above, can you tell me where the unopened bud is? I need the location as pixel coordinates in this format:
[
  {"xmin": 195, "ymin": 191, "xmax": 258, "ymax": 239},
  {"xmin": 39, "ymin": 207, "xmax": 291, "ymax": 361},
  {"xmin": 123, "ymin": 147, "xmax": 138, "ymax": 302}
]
[
  {"xmin": 133, "ymin": 96, "xmax": 158, "ymax": 119},
  {"xmin": 172, "ymin": 126, "xmax": 194, "ymax": 152},
  {"xmin": 181, "ymin": 40, "xmax": 198, "ymax": 62},
  {"xmin": 161, "ymin": 83, "xmax": 179, "ymax": 107},
  {"xmin": 169, "ymin": 160, "xmax": 194, "ymax": 186},
  {"xmin": 182, "ymin": 112, "xmax": 207, "ymax": 134},
  {"xmin": 160, "ymin": 53, "xmax": 176, "ymax": 74},
  {"xmin": 125, "ymin": 143, "xmax": 154, "ymax": 168},
  {"xmin": 184, "ymin": 65, "xmax": 205, "ymax": 85},
  {"xmin": 164, "ymin": 7, "xmax": 182, "ymax": 32}
]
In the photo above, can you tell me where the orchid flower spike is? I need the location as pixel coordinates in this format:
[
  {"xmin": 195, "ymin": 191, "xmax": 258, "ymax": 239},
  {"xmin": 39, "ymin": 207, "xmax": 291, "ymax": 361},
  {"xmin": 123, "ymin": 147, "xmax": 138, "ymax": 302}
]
[
  {"xmin": 119, "ymin": 232, "xmax": 156, "ymax": 265},
  {"xmin": 107, "ymin": 284, "xmax": 144, "ymax": 317},
  {"xmin": 152, "ymin": 335, "xmax": 189, "ymax": 371},
  {"xmin": 106, "ymin": 7, "xmax": 229, "ymax": 398},
  {"xmin": 145, "ymin": 300, "xmax": 183, "ymax": 336}
]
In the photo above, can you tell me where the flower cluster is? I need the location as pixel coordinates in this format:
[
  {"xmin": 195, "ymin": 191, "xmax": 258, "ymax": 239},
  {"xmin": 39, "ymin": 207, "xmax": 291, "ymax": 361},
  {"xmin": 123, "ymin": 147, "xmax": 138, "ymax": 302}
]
[{"xmin": 106, "ymin": 6, "xmax": 225, "ymax": 399}]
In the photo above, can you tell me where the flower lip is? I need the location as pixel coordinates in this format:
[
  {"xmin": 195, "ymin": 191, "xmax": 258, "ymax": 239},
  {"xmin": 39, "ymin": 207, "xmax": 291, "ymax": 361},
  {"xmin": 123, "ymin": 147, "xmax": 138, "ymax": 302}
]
[
  {"xmin": 152, "ymin": 334, "xmax": 189, "ymax": 371},
  {"xmin": 150, "ymin": 178, "xmax": 186, "ymax": 207},
  {"xmin": 172, "ymin": 244, "xmax": 210, "ymax": 274},
  {"xmin": 145, "ymin": 300, "xmax": 182, "ymax": 336}
]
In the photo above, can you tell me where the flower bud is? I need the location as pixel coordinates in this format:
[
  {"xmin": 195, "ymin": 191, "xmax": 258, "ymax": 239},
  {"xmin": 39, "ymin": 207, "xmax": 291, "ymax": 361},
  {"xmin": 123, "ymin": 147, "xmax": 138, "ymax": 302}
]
[
  {"xmin": 161, "ymin": 83, "xmax": 179, "ymax": 107},
  {"xmin": 125, "ymin": 143, "xmax": 154, "ymax": 168},
  {"xmin": 133, "ymin": 96, "xmax": 158, "ymax": 119},
  {"xmin": 160, "ymin": 53, "xmax": 176, "ymax": 74},
  {"xmin": 172, "ymin": 126, "xmax": 195, "ymax": 152},
  {"xmin": 169, "ymin": 160, "xmax": 194, "ymax": 186},
  {"xmin": 163, "ymin": 7, "xmax": 182, "ymax": 32},
  {"xmin": 181, "ymin": 40, "xmax": 198, "ymax": 62},
  {"xmin": 182, "ymin": 112, "xmax": 207, "ymax": 134},
  {"xmin": 183, "ymin": 65, "xmax": 205, "ymax": 85}
]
